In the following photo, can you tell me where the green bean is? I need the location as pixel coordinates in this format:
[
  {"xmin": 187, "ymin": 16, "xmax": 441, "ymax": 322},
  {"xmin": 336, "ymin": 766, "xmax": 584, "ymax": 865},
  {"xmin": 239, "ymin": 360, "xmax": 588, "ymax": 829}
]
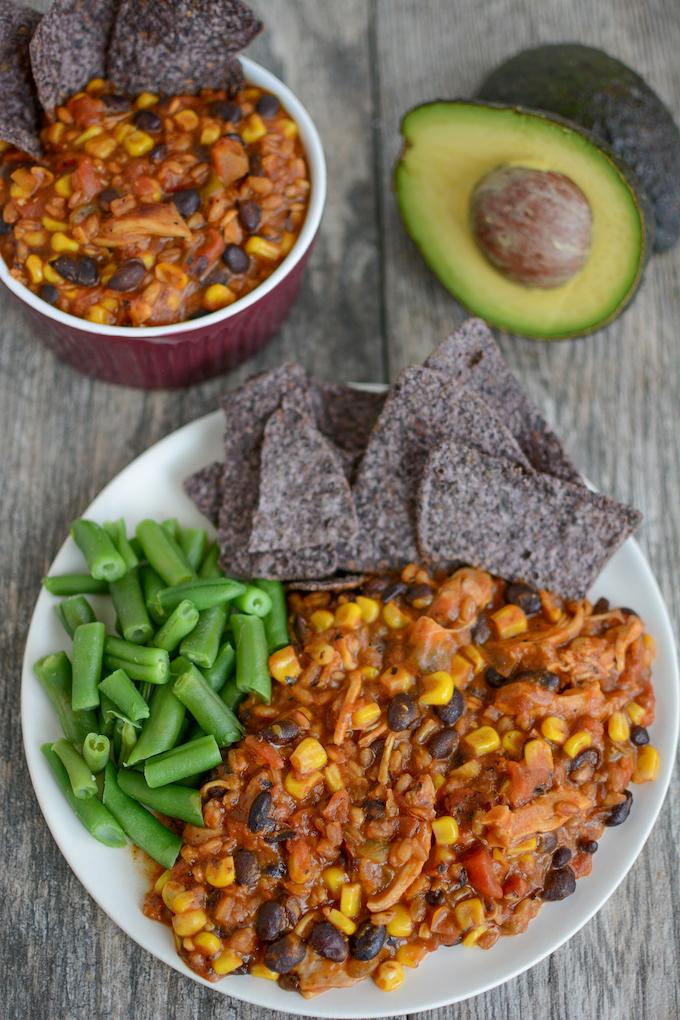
[
  {"xmin": 255, "ymin": 579, "xmax": 290, "ymax": 652},
  {"xmin": 83, "ymin": 732, "xmax": 110, "ymax": 773},
  {"xmin": 125, "ymin": 684, "xmax": 186, "ymax": 766},
  {"xmin": 42, "ymin": 744, "xmax": 126, "ymax": 847},
  {"xmin": 51, "ymin": 738, "xmax": 97, "ymax": 799},
  {"xmin": 71, "ymin": 622, "xmax": 105, "ymax": 711},
  {"xmin": 144, "ymin": 734, "xmax": 221, "ymax": 788},
  {"xmin": 102, "ymin": 763, "xmax": 181, "ymax": 868},
  {"xmin": 233, "ymin": 584, "xmax": 272, "ymax": 619},
  {"xmin": 203, "ymin": 642, "xmax": 236, "ymax": 693},
  {"xmin": 155, "ymin": 577, "xmax": 245, "ymax": 617},
  {"xmin": 169, "ymin": 655, "xmax": 192, "ymax": 677},
  {"xmin": 161, "ymin": 518, "xmax": 180, "ymax": 540},
  {"xmin": 220, "ymin": 674, "xmax": 244, "ymax": 713},
  {"xmin": 103, "ymin": 655, "xmax": 168, "ymax": 686},
  {"xmin": 98, "ymin": 692, "xmax": 116, "ymax": 737},
  {"xmin": 56, "ymin": 595, "xmax": 96, "ymax": 639},
  {"xmin": 136, "ymin": 520, "xmax": 193, "ymax": 588},
  {"xmin": 118, "ymin": 720, "xmax": 138, "ymax": 764},
  {"xmin": 139, "ymin": 681, "xmax": 153, "ymax": 703},
  {"xmin": 198, "ymin": 543, "xmax": 222, "ymax": 579},
  {"xmin": 140, "ymin": 564, "xmax": 166, "ymax": 624},
  {"xmin": 172, "ymin": 664, "xmax": 243, "ymax": 747},
  {"xmin": 109, "ymin": 568, "xmax": 152, "ymax": 644},
  {"xmin": 42, "ymin": 574, "xmax": 109, "ymax": 596},
  {"xmin": 104, "ymin": 636, "xmax": 169, "ymax": 673},
  {"xmin": 104, "ymin": 519, "xmax": 139, "ymax": 571},
  {"xmin": 117, "ymin": 769, "xmax": 204, "ymax": 826},
  {"xmin": 152, "ymin": 599, "xmax": 199, "ymax": 652},
  {"xmin": 34, "ymin": 653, "xmax": 98, "ymax": 745},
  {"xmin": 98, "ymin": 669, "xmax": 150, "ymax": 723},
  {"xmin": 178, "ymin": 526, "xmax": 209, "ymax": 574},
  {"xmin": 70, "ymin": 519, "xmax": 127, "ymax": 582},
  {"xmin": 179, "ymin": 603, "xmax": 228, "ymax": 670},
  {"xmin": 232, "ymin": 613, "xmax": 271, "ymax": 703}
]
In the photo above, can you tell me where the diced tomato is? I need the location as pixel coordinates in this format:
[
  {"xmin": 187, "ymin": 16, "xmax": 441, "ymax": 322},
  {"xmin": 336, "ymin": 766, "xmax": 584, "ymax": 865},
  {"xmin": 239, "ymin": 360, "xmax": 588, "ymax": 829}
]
[
  {"xmin": 71, "ymin": 157, "xmax": 105, "ymax": 200},
  {"xmin": 211, "ymin": 137, "xmax": 249, "ymax": 186},
  {"xmin": 462, "ymin": 844, "xmax": 504, "ymax": 899},
  {"xmin": 192, "ymin": 226, "xmax": 225, "ymax": 271},
  {"xmin": 506, "ymin": 760, "xmax": 551, "ymax": 808},
  {"xmin": 502, "ymin": 874, "xmax": 531, "ymax": 900},
  {"xmin": 68, "ymin": 94, "xmax": 104, "ymax": 128}
]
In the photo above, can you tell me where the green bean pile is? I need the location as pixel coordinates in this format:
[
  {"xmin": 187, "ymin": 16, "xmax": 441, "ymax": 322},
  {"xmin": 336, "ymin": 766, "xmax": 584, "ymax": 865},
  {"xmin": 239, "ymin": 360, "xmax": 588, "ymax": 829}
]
[{"xmin": 37, "ymin": 517, "xmax": 290, "ymax": 869}]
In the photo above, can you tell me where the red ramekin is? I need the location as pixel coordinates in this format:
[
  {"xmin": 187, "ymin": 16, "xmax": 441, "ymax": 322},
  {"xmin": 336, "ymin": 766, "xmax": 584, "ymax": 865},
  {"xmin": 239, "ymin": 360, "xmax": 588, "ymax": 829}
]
[{"xmin": 0, "ymin": 58, "xmax": 326, "ymax": 389}]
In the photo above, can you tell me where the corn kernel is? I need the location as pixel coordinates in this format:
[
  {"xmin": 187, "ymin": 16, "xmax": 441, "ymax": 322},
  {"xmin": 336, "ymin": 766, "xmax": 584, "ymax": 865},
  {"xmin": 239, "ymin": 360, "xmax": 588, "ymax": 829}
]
[
  {"xmin": 24, "ymin": 230, "xmax": 49, "ymax": 247},
  {"xmin": 136, "ymin": 91, "xmax": 159, "ymax": 109},
  {"xmin": 419, "ymin": 671, "xmax": 454, "ymax": 706},
  {"xmin": 380, "ymin": 665, "xmax": 415, "ymax": 696},
  {"xmin": 396, "ymin": 943, "xmax": 427, "ymax": 968},
  {"xmin": 362, "ymin": 666, "xmax": 379, "ymax": 680},
  {"xmin": 205, "ymin": 856, "xmax": 235, "ymax": 888},
  {"xmin": 171, "ymin": 909, "xmax": 207, "ymax": 936},
  {"xmin": 46, "ymin": 122, "xmax": 65, "ymax": 144},
  {"xmin": 309, "ymin": 642, "xmax": 334, "ymax": 666},
  {"xmin": 541, "ymin": 716, "xmax": 570, "ymax": 745},
  {"xmin": 85, "ymin": 134, "xmax": 118, "ymax": 159},
  {"xmin": 524, "ymin": 738, "xmax": 553, "ymax": 769},
  {"xmin": 454, "ymin": 897, "xmax": 484, "ymax": 931},
  {"xmin": 354, "ymin": 595, "xmax": 379, "ymax": 623},
  {"xmin": 241, "ymin": 112, "xmax": 267, "ymax": 143},
  {"xmin": 101, "ymin": 296, "xmax": 119, "ymax": 312},
  {"xmin": 175, "ymin": 108, "xmax": 199, "ymax": 131},
  {"xmin": 203, "ymin": 282, "xmax": 236, "ymax": 311},
  {"xmin": 155, "ymin": 261, "xmax": 189, "ymax": 289},
  {"xmin": 463, "ymin": 924, "xmax": 488, "ymax": 947},
  {"xmin": 451, "ymin": 759, "xmax": 482, "ymax": 780},
  {"xmin": 172, "ymin": 890, "xmax": 202, "ymax": 914},
  {"xmin": 334, "ymin": 602, "xmax": 363, "ymax": 630},
  {"xmin": 464, "ymin": 725, "xmax": 500, "ymax": 756},
  {"xmin": 161, "ymin": 880, "xmax": 184, "ymax": 910},
  {"xmin": 113, "ymin": 122, "xmax": 134, "ymax": 143},
  {"xmin": 323, "ymin": 762, "xmax": 344, "ymax": 792},
  {"xmin": 325, "ymin": 907, "xmax": 356, "ymax": 935},
  {"xmin": 374, "ymin": 959, "xmax": 404, "ymax": 992},
  {"xmin": 43, "ymin": 262, "xmax": 64, "ymax": 285},
  {"xmin": 633, "ymin": 745, "xmax": 660, "ymax": 783},
  {"xmin": 74, "ymin": 125, "xmax": 102, "ymax": 146},
  {"xmin": 153, "ymin": 869, "xmax": 171, "ymax": 893},
  {"xmin": 86, "ymin": 304, "xmax": 112, "ymax": 324},
  {"xmin": 502, "ymin": 729, "xmax": 525, "ymax": 758},
  {"xmin": 431, "ymin": 815, "xmax": 459, "ymax": 845},
  {"xmin": 433, "ymin": 773, "xmax": 445, "ymax": 790},
  {"xmin": 280, "ymin": 231, "xmax": 296, "ymax": 255},
  {"xmin": 608, "ymin": 711, "xmax": 631, "ymax": 743},
  {"xmin": 193, "ymin": 931, "xmax": 222, "ymax": 957},
  {"xmin": 310, "ymin": 609, "xmax": 334, "ymax": 632},
  {"xmin": 51, "ymin": 232, "xmax": 79, "ymax": 253},
  {"xmin": 268, "ymin": 645, "xmax": 301, "ymax": 685},
  {"xmin": 352, "ymin": 701, "xmax": 381, "ymax": 729},
  {"xmin": 291, "ymin": 737, "xmax": 328, "ymax": 774},
  {"xmin": 492, "ymin": 848, "xmax": 507, "ymax": 865},
  {"xmin": 86, "ymin": 78, "xmax": 106, "ymax": 93},
  {"xmin": 55, "ymin": 174, "xmax": 73, "ymax": 198},
  {"xmin": 250, "ymin": 963, "xmax": 279, "ymax": 980},
  {"xmin": 563, "ymin": 730, "xmax": 593, "ymax": 759},
  {"xmin": 42, "ymin": 215, "xmax": 68, "ymax": 233},
  {"xmin": 322, "ymin": 866, "xmax": 346, "ymax": 896},
  {"xmin": 212, "ymin": 949, "xmax": 243, "ymax": 975},
  {"xmin": 382, "ymin": 602, "xmax": 410, "ymax": 629},
  {"xmin": 285, "ymin": 770, "xmax": 323, "ymax": 800},
  {"xmin": 340, "ymin": 883, "xmax": 362, "ymax": 919},
  {"xmin": 626, "ymin": 701, "xmax": 646, "ymax": 725},
  {"xmin": 25, "ymin": 255, "xmax": 43, "ymax": 284},
  {"xmin": 506, "ymin": 836, "xmax": 537, "ymax": 857},
  {"xmin": 280, "ymin": 118, "xmax": 298, "ymax": 139},
  {"xmin": 491, "ymin": 604, "xmax": 528, "ymax": 639},
  {"xmin": 387, "ymin": 904, "xmax": 414, "ymax": 938},
  {"xmin": 245, "ymin": 235, "xmax": 280, "ymax": 261},
  {"xmin": 140, "ymin": 251, "xmax": 156, "ymax": 270},
  {"xmin": 450, "ymin": 654, "xmax": 474, "ymax": 689},
  {"xmin": 200, "ymin": 123, "xmax": 222, "ymax": 145},
  {"xmin": 461, "ymin": 644, "xmax": 487, "ymax": 674},
  {"xmin": 123, "ymin": 129, "xmax": 155, "ymax": 157},
  {"xmin": 432, "ymin": 845, "xmax": 456, "ymax": 867},
  {"xmin": 182, "ymin": 937, "xmax": 195, "ymax": 951}
]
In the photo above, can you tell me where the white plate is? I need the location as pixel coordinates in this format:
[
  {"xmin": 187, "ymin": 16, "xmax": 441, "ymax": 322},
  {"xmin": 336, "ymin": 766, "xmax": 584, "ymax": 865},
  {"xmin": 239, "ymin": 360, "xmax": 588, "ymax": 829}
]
[{"xmin": 22, "ymin": 409, "xmax": 679, "ymax": 1018}]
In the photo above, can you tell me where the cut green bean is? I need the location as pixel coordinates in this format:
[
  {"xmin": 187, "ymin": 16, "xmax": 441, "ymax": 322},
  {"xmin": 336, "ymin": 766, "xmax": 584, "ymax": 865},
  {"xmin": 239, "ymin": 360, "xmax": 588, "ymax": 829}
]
[
  {"xmin": 155, "ymin": 577, "xmax": 245, "ymax": 617},
  {"xmin": 98, "ymin": 669, "xmax": 150, "ymax": 723},
  {"xmin": 71, "ymin": 519, "xmax": 127, "ymax": 582},
  {"xmin": 103, "ymin": 655, "xmax": 168, "ymax": 686},
  {"xmin": 117, "ymin": 769, "xmax": 204, "ymax": 826},
  {"xmin": 56, "ymin": 595, "xmax": 96, "ymax": 639},
  {"xmin": 140, "ymin": 564, "xmax": 166, "ymax": 624},
  {"xmin": 179, "ymin": 603, "xmax": 228, "ymax": 670},
  {"xmin": 172, "ymin": 664, "xmax": 243, "ymax": 747},
  {"xmin": 35, "ymin": 652, "xmax": 98, "ymax": 745},
  {"xmin": 255, "ymin": 579, "xmax": 290, "ymax": 652},
  {"xmin": 203, "ymin": 642, "xmax": 236, "ymax": 693},
  {"xmin": 98, "ymin": 692, "xmax": 116, "ymax": 737},
  {"xmin": 136, "ymin": 519, "xmax": 193, "ymax": 588},
  {"xmin": 43, "ymin": 574, "xmax": 109, "ymax": 596},
  {"xmin": 103, "ymin": 763, "xmax": 181, "ymax": 867},
  {"xmin": 42, "ymin": 744, "xmax": 126, "ymax": 847},
  {"xmin": 118, "ymin": 720, "xmax": 138, "ymax": 764},
  {"xmin": 71, "ymin": 622, "xmax": 105, "ymax": 711},
  {"xmin": 104, "ymin": 519, "xmax": 139, "ymax": 571},
  {"xmin": 83, "ymin": 732, "xmax": 110, "ymax": 773},
  {"xmin": 169, "ymin": 655, "xmax": 192, "ymax": 677},
  {"xmin": 232, "ymin": 613, "xmax": 271, "ymax": 703},
  {"xmin": 52, "ymin": 738, "xmax": 97, "ymax": 799},
  {"xmin": 178, "ymin": 526, "xmax": 209, "ymax": 574},
  {"xmin": 198, "ymin": 543, "xmax": 222, "ymax": 579},
  {"xmin": 144, "ymin": 734, "xmax": 221, "ymax": 788},
  {"xmin": 161, "ymin": 518, "xmax": 180, "ymax": 540},
  {"xmin": 152, "ymin": 599, "xmax": 199, "ymax": 652},
  {"xmin": 109, "ymin": 568, "xmax": 152, "ymax": 644},
  {"xmin": 233, "ymin": 584, "xmax": 272, "ymax": 619},
  {"xmin": 139, "ymin": 681, "xmax": 153, "ymax": 703},
  {"xmin": 125, "ymin": 684, "xmax": 186, "ymax": 766},
  {"xmin": 220, "ymin": 674, "xmax": 244, "ymax": 713}
]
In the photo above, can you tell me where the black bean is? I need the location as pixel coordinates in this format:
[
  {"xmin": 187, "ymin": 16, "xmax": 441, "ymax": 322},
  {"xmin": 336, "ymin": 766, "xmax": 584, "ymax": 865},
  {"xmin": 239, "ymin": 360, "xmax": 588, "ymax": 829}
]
[
  {"xmin": 427, "ymin": 727, "xmax": 459, "ymax": 759},
  {"xmin": 259, "ymin": 719, "xmax": 301, "ymax": 744},
  {"xmin": 263, "ymin": 932, "xmax": 306, "ymax": 974},
  {"xmin": 256, "ymin": 900, "xmax": 289, "ymax": 942},
  {"xmin": 630, "ymin": 725, "xmax": 649, "ymax": 746},
  {"xmin": 222, "ymin": 243, "xmax": 250, "ymax": 274},
  {"xmin": 248, "ymin": 791, "xmax": 273, "ymax": 833},
  {"xmin": 471, "ymin": 615, "xmax": 491, "ymax": 645},
  {"xmin": 262, "ymin": 859, "xmax": 287, "ymax": 877},
  {"xmin": 605, "ymin": 789, "xmax": 633, "ymax": 827},
  {"xmin": 134, "ymin": 109, "xmax": 162, "ymax": 132},
  {"xmin": 150, "ymin": 143, "xmax": 168, "ymax": 163},
  {"xmin": 248, "ymin": 152, "xmax": 264, "ymax": 176},
  {"xmin": 387, "ymin": 693, "xmax": 416, "ymax": 731},
  {"xmin": 0, "ymin": 218, "xmax": 11, "ymax": 236},
  {"xmin": 257, "ymin": 94, "xmax": 280, "ymax": 117},
  {"xmin": 552, "ymin": 847, "xmax": 572, "ymax": 869},
  {"xmin": 592, "ymin": 597, "xmax": 610, "ymax": 614},
  {"xmin": 485, "ymin": 666, "xmax": 509, "ymax": 689},
  {"xmin": 361, "ymin": 576, "xmax": 394, "ymax": 596},
  {"xmin": 404, "ymin": 583, "xmax": 434, "ymax": 606},
  {"xmin": 277, "ymin": 972, "xmax": 300, "ymax": 993},
  {"xmin": 435, "ymin": 686, "xmax": 464, "ymax": 725},
  {"xmin": 568, "ymin": 748, "xmax": 601, "ymax": 773},
  {"xmin": 349, "ymin": 921, "xmax": 386, "ymax": 961},
  {"xmin": 364, "ymin": 799, "xmax": 386, "ymax": 820},
  {"xmin": 309, "ymin": 921, "xmax": 348, "ymax": 962},
  {"xmin": 172, "ymin": 188, "xmax": 201, "ymax": 219},
  {"xmin": 539, "ymin": 832, "xmax": 558, "ymax": 853},
  {"xmin": 542, "ymin": 866, "xmax": 576, "ymax": 901},
  {"xmin": 381, "ymin": 581, "xmax": 407, "ymax": 603},
  {"xmin": 264, "ymin": 830, "xmax": 296, "ymax": 846},
  {"xmin": 97, "ymin": 187, "xmax": 120, "ymax": 212},
  {"xmin": 426, "ymin": 887, "xmax": 445, "ymax": 906},
  {"xmin": 282, "ymin": 895, "xmax": 302, "ymax": 927},
  {"xmin": 233, "ymin": 849, "xmax": 259, "ymax": 885},
  {"xmin": 107, "ymin": 259, "xmax": 146, "ymax": 293},
  {"xmin": 238, "ymin": 199, "xmax": 260, "ymax": 232},
  {"xmin": 209, "ymin": 99, "xmax": 241, "ymax": 122},
  {"xmin": 101, "ymin": 93, "xmax": 130, "ymax": 112},
  {"xmin": 514, "ymin": 669, "xmax": 560, "ymax": 692},
  {"xmin": 40, "ymin": 283, "xmax": 59, "ymax": 305},
  {"xmin": 51, "ymin": 254, "xmax": 99, "ymax": 287},
  {"xmin": 506, "ymin": 582, "xmax": 542, "ymax": 616},
  {"xmin": 226, "ymin": 131, "xmax": 245, "ymax": 144},
  {"xmin": 579, "ymin": 838, "xmax": 599, "ymax": 854}
]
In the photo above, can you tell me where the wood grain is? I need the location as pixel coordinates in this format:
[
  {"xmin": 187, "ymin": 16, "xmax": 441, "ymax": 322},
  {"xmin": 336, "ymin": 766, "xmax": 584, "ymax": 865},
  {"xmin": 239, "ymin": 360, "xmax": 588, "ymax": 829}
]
[{"xmin": 2, "ymin": 1, "xmax": 678, "ymax": 1018}]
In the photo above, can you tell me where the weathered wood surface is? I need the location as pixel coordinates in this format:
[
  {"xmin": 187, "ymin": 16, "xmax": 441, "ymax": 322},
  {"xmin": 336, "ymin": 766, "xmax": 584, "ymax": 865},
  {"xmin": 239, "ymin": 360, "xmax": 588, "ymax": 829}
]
[{"xmin": 2, "ymin": 0, "xmax": 679, "ymax": 1018}]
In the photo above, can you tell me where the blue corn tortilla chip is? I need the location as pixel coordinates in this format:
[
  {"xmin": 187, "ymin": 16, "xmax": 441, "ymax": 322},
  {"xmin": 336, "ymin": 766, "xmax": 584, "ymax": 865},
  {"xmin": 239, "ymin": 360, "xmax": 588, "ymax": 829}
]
[
  {"xmin": 309, "ymin": 383, "xmax": 386, "ymax": 482},
  {"xmin": 0, "ymin": 1, "xmax": 41, "ymax": 157},
  {"xmin": 29, "ymin": 0, "xmax": 118, "ymax": 115},
  {"xmin": 107, "ymin": 0, "xmax": 262, "ymax": 97},
  {"xmin": 184, "ymin": 460, "xmax": 223, "ymax": 527},
  {"xmin": 286, "ymin": 574, "xmax": 367, "ymax": 592},
  {"xmin": 417, "ymin": 439, "xmax": 641, "ymax": 599}
]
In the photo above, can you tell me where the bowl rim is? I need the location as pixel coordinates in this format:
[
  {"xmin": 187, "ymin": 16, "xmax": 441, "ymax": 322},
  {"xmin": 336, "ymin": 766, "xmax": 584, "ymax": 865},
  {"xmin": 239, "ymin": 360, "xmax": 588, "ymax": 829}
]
[{"xmin": 0, "ymin": 56, "xmax": 327, "ymax": 339}]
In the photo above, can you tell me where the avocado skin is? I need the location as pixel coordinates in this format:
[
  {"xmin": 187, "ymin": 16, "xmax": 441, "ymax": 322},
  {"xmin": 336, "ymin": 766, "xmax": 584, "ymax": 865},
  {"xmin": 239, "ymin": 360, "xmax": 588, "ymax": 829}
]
[{"xmin": 477, "ymin": 44, "xmax": 680, "ymax": 252}]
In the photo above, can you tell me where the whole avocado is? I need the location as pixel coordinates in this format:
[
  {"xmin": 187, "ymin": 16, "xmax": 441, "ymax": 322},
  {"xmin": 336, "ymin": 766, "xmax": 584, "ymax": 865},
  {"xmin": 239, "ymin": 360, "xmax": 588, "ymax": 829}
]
[{"xmin": 478, "ymin": 44, "xmax": 680, "ymax": 252}]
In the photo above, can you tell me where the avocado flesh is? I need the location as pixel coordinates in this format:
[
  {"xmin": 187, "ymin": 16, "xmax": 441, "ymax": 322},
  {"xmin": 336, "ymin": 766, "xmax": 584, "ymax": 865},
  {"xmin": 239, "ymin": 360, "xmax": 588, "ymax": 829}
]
[
  {"xmin": 395, "ymin": 102, "xmax": 645, "ymax": 339},
  {"xmin": 478, "ymin": 44, "xmax": 680, "ymax": 252}
]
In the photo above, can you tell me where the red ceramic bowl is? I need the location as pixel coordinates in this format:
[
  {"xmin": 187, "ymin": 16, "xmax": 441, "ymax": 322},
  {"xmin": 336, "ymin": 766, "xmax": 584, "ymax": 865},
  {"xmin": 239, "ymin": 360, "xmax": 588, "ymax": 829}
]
[{"xmin": 0, "ymin": 58, "xmax": 326, "ymax": 389}]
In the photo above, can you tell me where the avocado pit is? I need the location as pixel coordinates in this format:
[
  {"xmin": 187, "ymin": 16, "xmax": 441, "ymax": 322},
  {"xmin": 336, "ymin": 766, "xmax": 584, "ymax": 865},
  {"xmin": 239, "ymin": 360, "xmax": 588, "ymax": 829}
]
[{"xmin": 470, "ymin": 166, "xmax": 592, "ymax": 288}]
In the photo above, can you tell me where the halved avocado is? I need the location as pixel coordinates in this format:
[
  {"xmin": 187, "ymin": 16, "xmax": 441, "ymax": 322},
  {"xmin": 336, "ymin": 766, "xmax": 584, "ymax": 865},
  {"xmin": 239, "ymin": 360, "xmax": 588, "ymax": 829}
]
[{"xmin": 395, "ymin": 101, "xmax": 647, "ymax": 339}]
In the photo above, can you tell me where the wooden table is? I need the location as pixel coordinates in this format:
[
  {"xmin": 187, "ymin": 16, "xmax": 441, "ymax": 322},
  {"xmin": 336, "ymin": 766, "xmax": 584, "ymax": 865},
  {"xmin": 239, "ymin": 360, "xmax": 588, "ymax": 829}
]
[{"xmin": 4, "ymin": 1, "xmax": 679, "ymax": 1018}]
